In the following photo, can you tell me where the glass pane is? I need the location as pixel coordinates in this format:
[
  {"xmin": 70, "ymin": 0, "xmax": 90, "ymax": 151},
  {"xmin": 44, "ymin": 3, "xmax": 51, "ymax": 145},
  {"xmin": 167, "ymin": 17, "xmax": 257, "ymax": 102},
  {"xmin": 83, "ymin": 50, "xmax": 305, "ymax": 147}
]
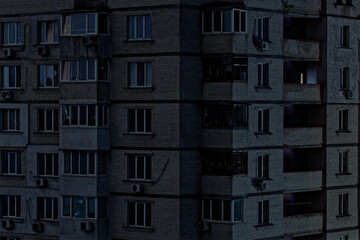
[
  {"xmin": 203, "ymin": 11, "xmax": 212, "ymax": 32},
  {"xmin": 223, "ymin": 200, "xmax": 231, "ymax": 221},
  {"xmin": 145, "ymin": 203, "xmax": 151, "ymax": 226},
  {"xmin": 9, "ymin": 196, "xmax": 15, "ymax": 216},
  {"xmin": 98, "ymin": 60, "xmax": 107, "ymax": 80},
  {"xmin": 146, "ymin": 109, "xmax": 151, "ymax": 132},
  {"xmin": 88, "ymin": 59, "xmax": 95, "ymax": 80},
  {"xmin": 3, "ymin": 66, "xmax": 9, "ymax": 88},
  {"xmin": 72, "ymin": 152, "xmax": 79, "ymax": 174},
  {"xmin": 54, "ymin": 109, "xmax": 59, "ymax": 131},
  {"xmin": 16, "ymin": 66, "xmax": 21, "ymax": 87},
  {"xmin": 234, "ymin": 199, "xmax": 242, "ymax": 221},
  {"xmin": 137, "ymin": 63, "xmax": 145, "ymax": 86},
  {"xmin": 46, "ymin": 65, "xmax": 53, "ymax": 87},
  {"xmin": 98, "ymin": 105, "xmax": 103, "ymax": 126},
  {"xmin": 79, "ymin": 106, "xmax": 86, "ymax": 125},
  {"xmin": 38, "ymin": 198, "xmax": 44, "ymax": 218},
  {"xmin": 64, "ymin": 152, "xmax": 70, "ymax": 173},
  {"xmin": 234, "ymin": 11, "xmax": 240, "ymax": 32},
  {"xmin": 3, "ymin": 196, "xmax": 8, "ymax": 216},
  {"xmin": 89, "ymin": 153, "xmax": 95, "ymax": 174},
  {"xmin": 10, "ymin": 153, "xmax": 15, "ymax": 173},
  {"xmin": 88, "ymin": 198, "xmax": 95, "ymax": 218},
  {"xmin": 54, "ymin": 21, "xmax": 59, "ymax": 42},
  {"xmin": 40, "ymin": 22, "xmax": 46, "ymax": 43},
  {"xmin": 47, "ymin": 21, "xmax": 54, "ymax": 42},
  {"xmin": 39, "ymin": 109, "xmax": 44, "ymax": 131},
  {"xmin": 146, "ymin": 63, "xmax": 152, "ymax": 86},
  {"xmin": 88, "ymin": 105, "xmax": 96, "ymax": 126},
  {"xmin": 70, "ymin": 60, "xmax": 78, "ymax": 80},
  {"xmin": 71, "ymin": 14, "xmax": 86, "ymax": 34},
  {"xmin": 137, "ymin": 110, "xmax": 144, "ymax": 132},
  {"xmin": 46, "ymin": 110, "xmax": 53, "ymax": 131},
  {"xmin": 53, "ymin": 198, "xmax": 58, "ymax": 219},
  {"xmin": 203, "ymin": 199, "xmax": 210, "ymax": 219},
  {"xmin": 145, "ymin": 156, "xmax": 151, "ymax": 179},
  {"xmin": 128, "ymin": 16, "xmax": 135, "ymax": 39},
  {"xmin": 137, "ymin": 156, "xmax": 145, "ymax": 179},
  {"xmin": 46, "ymin": 154, "xmax": 53, "ymax": 175},
  {"xmin": 79, "ymin": 60, "xmax": 87, "ymax": 80},
  {"xmin": 241, "ymin": 12, "xmax": 246, "ymax": 32},
  {"xmin": 128, "ymin": 202, "xmax": 135, "ymax": 225},
  {"xmin": 72, "ymin": 197, "xmax": 86, "ymax": 218},
  {"xmin": 98, "ymin": 14, "xmax": 108, "ymax": 34},
  {"xmin": 214, "ymin": 11, "xmax": 221, "ymax": 32},
  {"xmin": 128, "ymin": 110, "xmax": 135, "ymax": 132},
  {"xmin": 46, "ymin": 198, "xmax": 53, "ymax": 218},
  {"xmin": 16, "ymin": 196, "xmax": 21, "ymax": 217},
  {"xmin": 145, "ymin": 15, "xmax": 151, "ymax": 38},
  {"xmin": 87, "ymin": 14, "xmax": 96, "ymax": 34},
  {"xmin": 212, "ymin": 200, "xmax": 222, "ymax": 220},
  {"xmin": 128, "ymin": 155, "xmax": 135, "ymax": 179},
  {"xmin": 98, "ymin": 197, "xmax": 107, "ymax": 218},
  {"xmin": 3, "ymin": 23, "xmax": 9, "ymax": 44},
  {"xmin": 130, "ymin": 63, "xmax": 136, "ymax": 86},
  {"xmin": 54, "ymin": 154, "xmax": 58, "ymax": 176},
  {"xmin": 17, "ymin": 23, "xmax": 22, "ymax": 44},
  {"xmin": 9, "ymin": 66, "xmax": 16, "ymax": 87},
  {"xmin": 63, "ymin": 197, "xmax": 70, "ymax": 216},
  {"xmin": 53, "ymin": 65, "xmax": 59, "ymax": 87},
  {"xmin": 71, "ymin": 106, "xmax": 78, "ymax": 125},
  {"xmin": 39, "ymin": 65, "xmax": 46, "ymax": 87},
  {"xmin": 137, "ymin": 203, "xmax": 144, "ymax": 226},
  {"xmin": 10, "ymin": 23, "xmax": 16, "ymax": 44},
  {"xmin": 223, "ymin": 10, "xmax": 231, "ymax": 32},
  {"xmin": 38, "ymin": 154, "xmax": 45, "ymax": 175},
  {"xmin": 80, "ymin": 152, "xmax": 87, "ymax": 174},
  {"xmin": 136, "ymin": 16, "xmax": 144, "ymax": 38},
  {"xmin": 62, "ymin": 105, "xmax": 70, "ymax": 126},
  {"xmin": 17, "ymin": 152, "xmax": 22, "ymax": 174}
]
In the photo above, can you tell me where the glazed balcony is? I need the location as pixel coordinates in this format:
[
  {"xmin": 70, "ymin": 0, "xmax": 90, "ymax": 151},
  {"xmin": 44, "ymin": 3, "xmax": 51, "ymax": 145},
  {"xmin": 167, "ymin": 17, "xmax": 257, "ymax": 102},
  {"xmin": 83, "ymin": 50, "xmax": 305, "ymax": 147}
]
[
  {"xmin": 59, "ymin": 175, "xmax": 108, "ymax": 196},
  {"xmin": 284, "ymin": 171, "xmax": 322, "ymax": 192},
  {"xmin": 60, "ymin": 127, "xmax": 110, "ymax": 150},
  {"xmin": 284, "ymin": 213, "xmax": 323, "ymax": 236}
]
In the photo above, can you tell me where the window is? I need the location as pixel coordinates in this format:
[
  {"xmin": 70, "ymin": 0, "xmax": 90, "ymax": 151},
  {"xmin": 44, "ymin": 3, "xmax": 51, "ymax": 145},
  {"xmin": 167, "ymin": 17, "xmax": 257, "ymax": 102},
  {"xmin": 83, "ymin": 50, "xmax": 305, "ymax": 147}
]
[
  {"xmin": 1, "ymin": 195, "xmax": 21, "ymax": 217},
  {"xmin": 38, "ymin": 153, "xmax": 58, "ymax": 177},
  {"xmin": 203, "ymin": 56, "xmax": 247, "ymax": 82},
  {"xmin": 203, "ymin": 9, "xmax": 246, "ymax": 33},
  {"xmin": 339, "ymin": 109, "xmax": 348, "ymax": 131},
  {"xmin": 1, "ymin": 151, "xmax": 21, "ymax": 175},
  {"xmin": 129, "ymin": 62, "xmax": 152, "ymax": 87},
  {"xmin": 202, "ymin": 199, "xmax": 243, "ymax": 222},
  {"xmin": 258, "ymin": 63, "xmax": 269, "ymax": 87},
  {"xmin": 128, "ymin": 15, "xmax": 151, "ymax": 40},
  {"xmin": 1, "ymin": 109, "xmax": 20, "ymax": 131},
  {"xmin": 62, "ymin": 196, "xmax": 107, "ymax": 219},
  {"xmin": 2, "ymin": 22, "xmax": 22, "ymax": 45},
  {"xmin": 339, "ymin": 235, "xmax": 349, "ymax": 240},
  {"xmin": 257, "ymin": 155, "xmax": 269, "ymax": 178},
  {"xmin": 64, "ymin": 151, "xmax": 106, "ymax": 175},
  {"xmin": 337, "ymin": 0, "xmax": 352, "ymax": 6},
  {"xmin": 339, "ymin": 151, "xmax": 348, "ymax": 173},
  {"xmin": 0, "ymin": 237, "xmax": 22, "ymax": 240},
  {"xmin": 203, "ymin": 104, "xmax": 248, "ymax": 128},
  {"xmin": 202, "ymin": 151, "xmax": 248, "ymax": 176},
  {"xmin": 128, "ymin": 202, "xmax": 151, "ymax": 227},
  {"xmin": 128, "ymin": 109, "xmax": 151, "ymax": 133},
  {"xmin": 61, "ymin": 59, "xmax": 108, "ymax": 81},
  {"xmin": 128, "ymin": 155, "xmax": 151, "ymax": 180},
  {"xmin": 257, "ymin": 18, "xmax": 269, "ymax": 41},
  {"xmin": 62, "ymin": 13, "xmax": 108, "ymax": 35},
  {"xmin": 62, "ymin": 104, "xmax": 108, "ymax": 127},
  {"xmin": 39, "ymin": 65, "xmax": 59, "ymax": 88},
  {"xmin": 258, "ymin": 200, "xmax": 269, "ymax": 224},
  {"xmin": 258, "ymin": 109, "xmax": 270, "ymax": 133},
  {"xmin": 340, "ymin": 26, "xmax": 349, "ymax": 48},
  {"xmin": 338, "ymin": 193, "xmax": 349, "ymax": 216},
  {"xmin": 38, "ymin": 109, "xmax": 59, "ymax": 132},
  {"xmin": 37, "ymin": 197, "xmax": 58, "ymax": 220},
  {"xmin": 39, "ymin": 21, "xmax": 59, "ymax": 44},
  {"xmin": 2, "ymin": 66, "xmax": 21, "ymax": 88},
  {"xmin": 340, "ymin": 67, "xmax": 349, "ymax": 90}
]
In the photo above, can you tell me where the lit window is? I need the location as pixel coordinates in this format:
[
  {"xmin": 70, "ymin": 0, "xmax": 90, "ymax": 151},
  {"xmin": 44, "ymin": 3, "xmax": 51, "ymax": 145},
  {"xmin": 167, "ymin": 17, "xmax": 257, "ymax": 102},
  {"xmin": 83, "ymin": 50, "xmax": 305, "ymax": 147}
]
[
  {"xmin": 128, "ymin": 155, "xmax": 151, "ymax": 180},
  {"xmin": 257, "ymin": 155, "xmax": 269, "ymax": 179},
  {"xmin": 128, "ymin": 202, "xmax": 151, "ymax": 227},
  {"xmin": 258, "ymin": 63, "xmax": 269, "ymax": 87},
  {"xmin": 2, "ymin": 66, "xmax": 21, "ymax": 88},
  {"xmin": 37, "ymin": 197, "xmax": 58, "ymax": 220},
  {"xmin": 340, "ymin": 26, "xmax": 349, "ymax": 48},
  {"xmin": 39, "ymin": 21, "xmax": 59, "ymax": 44},
  {"xmin": 129, "ymin": 62, "xmax": 152, "ymax": 87},
  {"xmin": 64, "ymin": 151, "xmax": 106, "ymax": 175},
  {"xmin": 339, "ymin": 151, "xmax": 348, "ymax": 173},
  {"xmin": 37, "ymin": 153, "xmax": 58, "ymax": 177},
  {"xmin": 61, "ymin": 59, "xmax": 108, "ymax": 81},
  {"xmin": 339, "ymin": 109, "xmax": 348, "ymax": 131},
  {"xmin": 2, "ymin": 22, "xmax": 22, "ymax": 45},
  {"xmin": 62, "ymin": 104, "xmax": 108, "ymax": 127},
  {"xmin": 1, "ymin": 195, "xmax": 21, "ymax": 217},
  {"xmin": 340, "ymin": 67, "xmax": 349, "ymax": 90},
  {"xmin": 1, "ymin": 151, "xmax": 21, "ymax": 175},
  {"xmin": 39, "ymin": 65, "xmax": 59, "ymax": 88},
  {"xmin": 338, "ymin": 193, "xmax": 349, "ymax": 216},
  {"xmin": 1, "ymin": 109, "xmax": 20, "ymax": 131},
  {"xmin": 203, "ymin": 9, "xmax": 246, "ymax": 33},
  {"xmin": 128, "ymin": 15, "xmax": 151, "ymax": 40},
  {"xmin": 258, "ymin": 200, "xmax": 269, "ymax": 224},
  {"xmin": 128, "ymin": 109, "xmax": 151, "ymax": 133},
  {"xmin": 202, "ymin": 199, "xmax": 243, "ymax": 222},
  {"xmin": 62, "ymin": 196, "xmax": 107, "ymax": 218},
  {"xmin": 62, "ymin": 13, "xmax": 108, "ymax": 35},
  {"xmin": 38, "ymin": 109, "xmax": 59, "ymax": 132},
  {"xmin": 258, "ymin": 109, "xmax": 270, "ymax": 133}
]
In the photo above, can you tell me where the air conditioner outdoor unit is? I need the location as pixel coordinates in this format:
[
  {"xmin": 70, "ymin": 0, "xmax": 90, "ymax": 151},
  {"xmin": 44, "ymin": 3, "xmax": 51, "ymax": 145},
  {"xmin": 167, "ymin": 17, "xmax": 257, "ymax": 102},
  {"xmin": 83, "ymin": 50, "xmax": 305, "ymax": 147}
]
[
  {"xmin": 32, "ymin": 223, "xmax": 44, "ymax": 232},
  {"xmin": 1, "ymin": 219, "xmax": 14, "ymax": 230},
  {"xmin": 261, "ymin": 41, "xmax": 269, "ymax": 51},
  {"xmin": 343, "ymin": 90, "xmax": 353, "ymax": 99},
  {"xmin": 37, "ymin": 46, "xmax": 48, "ymax": 56},
  {"xmin": 35, "ymin": 177, "xmax": 46, "ymax": 187},
  {"xmin": 131, "ymin": 184, "xmax": 143, "ymax": 193},
  {"xmin": 198, "ymin": 221, "xmax": 210, "ymax": 231},
  {"xmin": 1, "ymin": 91, "xmax": 13, "ymax": 100},
  {"xmin": 80, "ymin": 221, "xmax": 93, "ymax": 232},
  {"xmin": 261, "ymin": 182, "xmax": 268, "ymax": 190},
  {"xmin": 3, "ymin": 48, "xmax": 13, "ymax": 57}
]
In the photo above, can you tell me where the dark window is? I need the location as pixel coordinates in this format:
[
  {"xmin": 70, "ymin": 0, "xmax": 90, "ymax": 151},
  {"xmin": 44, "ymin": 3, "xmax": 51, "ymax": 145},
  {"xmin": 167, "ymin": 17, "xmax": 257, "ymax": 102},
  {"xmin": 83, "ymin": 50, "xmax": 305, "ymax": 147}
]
[
  {"xmin": 2, "ymin": 66, "xmax": 21, "ymax": 88},
  {"xmin": 258, "ymin": 63, "xmax": 269, "ymax": 87},
  {"xmin": 203, "ymin": 104, "xmax": 248, "ymax": 128},
  {"xmin": 338, "ymin": 193, "xmax": 349, "ymax": 216},
  {"xmin": 258, "ymin": 109, "xmax": 269, "ymax": 133},
  {"xmin": 39, "ymin": 21, "xmax": 59, "ymax": 43},
  {"xmin": 339, "ymin": 109, "xmax": 348, "ymax": 131},
  {"xmin": 203, "ymin": 57, "xmax": 247, "ymax": 82},
  {"xmin": 128, "ymin": 15, "xmax": 151, "ymax": 40},
  {"xmin": 128, "ymin": 155, "xmax": 151, "ymax": 180},
  {"xmin": 128, "ymin": 109, "xmax": 151, "ymax": 133},
  {"xmin": 3, "ymin": 22, "xmax": 22, "ymax": 45},
  {"xmin": 37, "ymin": 197, "xmax": 58, "ymax": 220},
  {"xmin": 340, "ymin": 26, "xmax": 350, "ymax": 48},
  {"xmin": 202, "ymin": 151, "xmax": 248, "ymax": 175},
  {"xmin": 257, "ymin": 155, "xmax": 269, "ymax": 178},
  {"xmin": 38, "ymin": 153, "xmax": 58, "ymax": 176},
  {"xmin": 128, "ymin": 202, "xmax": 151, "ymax": 227},
  {"xmin": 339, "ymin": 151, "xmax": 348, "ymax": 173},
  {"xmin": 1, "ymin": 151, "xmax": 21, "ymax": 175},
  {"xmin": 258, "ymin": 200, "xmax": 269, "ymax": 224}
]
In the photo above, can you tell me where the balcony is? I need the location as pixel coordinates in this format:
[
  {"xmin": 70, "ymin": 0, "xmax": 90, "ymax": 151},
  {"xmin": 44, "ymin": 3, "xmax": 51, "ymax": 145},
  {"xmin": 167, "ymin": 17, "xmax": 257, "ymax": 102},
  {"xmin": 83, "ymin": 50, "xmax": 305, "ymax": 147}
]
[
  {"xmin": 284, "ymin": 213, "xmax": 323, "ymax": 236},
  {"xmin": 284, "ymin": 127, "xmax": 322, "ymax": 147},
  {"xmin": 284, "ymin": 83, "xmax": 320, "ymax": 102},
  {"xmin": 283, "ymin": 39, "xmax": 320, "ymax": 59},
  {"xmin": 202, "ymin": 129, "xmax": 248, "ymax": 149},
  {"xmin": 203, "ymin": 82, "xmax": 248, "ymax": 101},
  {"xmin": 284, "ymin": 0, "xmax": 322, "ymax": 16},
  {"xmin": 59, "ymin": 175, "xmax": 109, "ymax": 196},
  {"xmin": 60, "ymin": 127, "xmax": 110, "ymax": 150},
  {"xmin": 202, "ymin": 175, "xmax": 249, "ymax": 196},
  {"xmin": 284, "ymin": 171, "xmax": 322, "ymax": 192},
  {"xmin": 60, "ymin": 35, "xmax": 111, "ymax": 58}
]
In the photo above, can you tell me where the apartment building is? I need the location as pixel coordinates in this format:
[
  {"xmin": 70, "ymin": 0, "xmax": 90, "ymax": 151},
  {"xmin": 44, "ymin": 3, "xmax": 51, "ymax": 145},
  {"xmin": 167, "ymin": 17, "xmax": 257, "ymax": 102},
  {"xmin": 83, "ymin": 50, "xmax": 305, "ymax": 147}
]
[{"xmin": 0, "ymin": 0, "xmax": 358, "ymax": 239}]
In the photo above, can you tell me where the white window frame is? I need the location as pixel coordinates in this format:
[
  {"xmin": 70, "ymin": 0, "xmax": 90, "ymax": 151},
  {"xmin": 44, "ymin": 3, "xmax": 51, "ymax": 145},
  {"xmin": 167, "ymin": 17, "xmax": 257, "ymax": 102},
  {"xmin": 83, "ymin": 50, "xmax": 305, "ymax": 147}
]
[
  {"xmin": 338, "ymin": 193, "xmax": 349, "ymax": 216},
  {"xmin": 62, "ymin": 13, "xmax": 108, "ymax": 36},
  {"xmin": 39, "ymin": 20, "xmax": 59, "ymax": 44},
  {"xmin": 201, "ymin": 199, "xmax": 243, "ymax": 222},
  {"xmin": 62, "ymin": 104, "xmax": 109, "ymax": 127},
  {"xmin": 37, "ymin": 197, "xmax": 58, "ymax": 220},
  {"xmin": 62, "ymin": 196, "xmax": 98, "ymax": 219},
  {"xmin": 202, "ymin": 9, "xmax": 247, "ymax": 34},
  {"xmin": 129, "ymin": 62, "xmax": 152, "ymax": 87},
  {"xmin": 61, "ymin": 59, "xmax": 108, "ymax": 82},
  {"xmin": 128, "ymin": 109, "xmax": 151, "ymax": 133},
  {"xmin": 39, "ymin": 64, "xmax": 59, "ymax": 88},
  {"xmin": 339, "ymin": 109, "xmax": 348, "ymax": 131},
  {"xmin": 128, "ymin": 155, "xmax": 151, "ymax": 181},
  {"xmin": 258, "ymin": 200, "xmax": 269, "ymax": 224},
  {"xmin": 2, "ymin": 22, "xmax": 22, "ymax": 45},
  {"xmin": 127, "ymin": 202, "xmax": 151, "ymax": 227},
  {"xmin": 1, "ymin": 195, "xmax": 21, "ymax": 218},
  {"xmin": 128, "ymin": 15, "xmax": 151, "ymax": 40},
  {"xmin": 1, "ymin": 151, "xmax": 21, "ymax": 176},
  {"xmin": 37, "ymin": 153, "xmax": 58, "ymax": 177},
  {"xmin": 258, "ymin": 109, "xmax": 269, "ymax": 133},
  {"xmin": 38, "ymin": 109, "xmax": 59, "ymax": 132},
  {"xmin": 2, "ymin": 66, "xmax": 21, "ymax": 89},
  {"xmin": 1, "ymin": 109, "xmax": 20, "ymax": 131}
]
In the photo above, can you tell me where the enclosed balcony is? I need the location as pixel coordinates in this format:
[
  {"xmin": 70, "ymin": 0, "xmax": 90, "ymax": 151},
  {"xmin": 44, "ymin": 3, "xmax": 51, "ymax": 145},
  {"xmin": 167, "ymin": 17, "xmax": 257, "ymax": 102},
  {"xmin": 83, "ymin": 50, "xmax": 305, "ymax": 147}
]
[
  {"xmin": 283, "ymin": 61, "xmax": 320, "ymax": 102},
  {"xmin": 284, "ymin": 192, "xmax": 323, "ymax": 236},
  {"xmin": 284, "ymin": 105, "xmax": 323, "ymax": 147},
  {"xmin": 283, "ymin": 17, "xmax": 321, "ymax": 59}
]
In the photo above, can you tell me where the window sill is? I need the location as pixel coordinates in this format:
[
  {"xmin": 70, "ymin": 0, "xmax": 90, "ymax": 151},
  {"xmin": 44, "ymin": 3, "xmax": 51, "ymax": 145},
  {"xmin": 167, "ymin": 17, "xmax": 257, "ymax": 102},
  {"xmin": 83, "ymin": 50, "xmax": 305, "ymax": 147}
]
[
  {"xmin": 255, "ymin": 86, "xmax": 271, "ymax": 91},
  {"xmin": 0, "ymin": 174, "xmax": 24, "ymax": 178},
  {"xmin": 254, "ymin": 223, "xmax": 273, "ymax": 229},
  {"xmin": 37, "ymin": 42, "xmax": 59, "ymax": 46},
  {"xmin": 336, "ymin": 130, "xmax": 351, "ymax": 135},
  {"xmin": 34, "ymin": 131, "xmax": 59, "ymax": 135},
  {"xmin": 124, "ymin": 179, "xmax": 153, "ymax": 184},
  {"xmin": 202, "ymin": 32, "xmax": 247, "ymax": 35},
  {"xmin": 254, "ymin": 132, "xmax": 271, "ymax": 137},
  {"xmin": 38, "ymin": 175, "xmax": 59, "ymax": 179},
  {"xmin": 336, "ymin": 214, "xmax": 351, "ymax": 219},
  {"xmin": 124, "ymin": 225, "xmax": 154, "ymax": 232},
  {"xmin": 338, "ymin": 46, "xmax": 352, "ymax": 50},
  {"xmin": 124, "ymin": 86, "xmax": 155, "ymax": 91},
  {"xmin": 60, "ymin": 80, "xmax": 109, "ymax": 83},
  {"xmin": 37, "ymin": 219, "xmax": 59, "ymax": 224},
  {"xmin": 336, "ymin": 172, "xmax": 352, "ymax": 176},
  {"xmin": 202, "ymin": 126, "xmax": 249, "ymax": 130},
  {"xmin": 0, "ymin": 131, "xmax": 23, "ymax": 135},
  {"xmin": 1, "ymin": 217, "xmax": 24, "ymax": 222},
  {"xmin": 201, "ymin": 219, "xmax": 243, "ymax": 224},
  {"xmin": 125, "ymin": 39, "xmax": 154, "ymax": 43},
  {"xmin": 334, "ymin": 3, "xmax": 354, "ymax": 8},
  {"xmin": 124, "ymin": 133, "xmax": 156, "ymax": 139},
  {"xmin": 33, "ymin": 87, "xmax": 59, "ymax": 91}
]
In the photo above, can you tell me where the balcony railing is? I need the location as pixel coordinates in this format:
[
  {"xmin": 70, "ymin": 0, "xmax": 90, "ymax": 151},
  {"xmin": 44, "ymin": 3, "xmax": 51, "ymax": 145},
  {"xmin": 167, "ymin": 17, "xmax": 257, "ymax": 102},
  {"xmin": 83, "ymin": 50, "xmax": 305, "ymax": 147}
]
[
  {"xmin": 283, "ymin": 39, "xmax": 320, "ymax": 59},
  {"xmin": 284, "ymin": 170, "xmax": 322, "ymax": 191},
  {"xmin": 284, "ymin": 127, "xmax": 322, "ymax": 146},
  {"xmin": 283, "ymin": 83, "xmax": 320, "ymax": 102},
  {"xmin": 284, "ymin": 213, "xmax": 323, "ymax": 235}
]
